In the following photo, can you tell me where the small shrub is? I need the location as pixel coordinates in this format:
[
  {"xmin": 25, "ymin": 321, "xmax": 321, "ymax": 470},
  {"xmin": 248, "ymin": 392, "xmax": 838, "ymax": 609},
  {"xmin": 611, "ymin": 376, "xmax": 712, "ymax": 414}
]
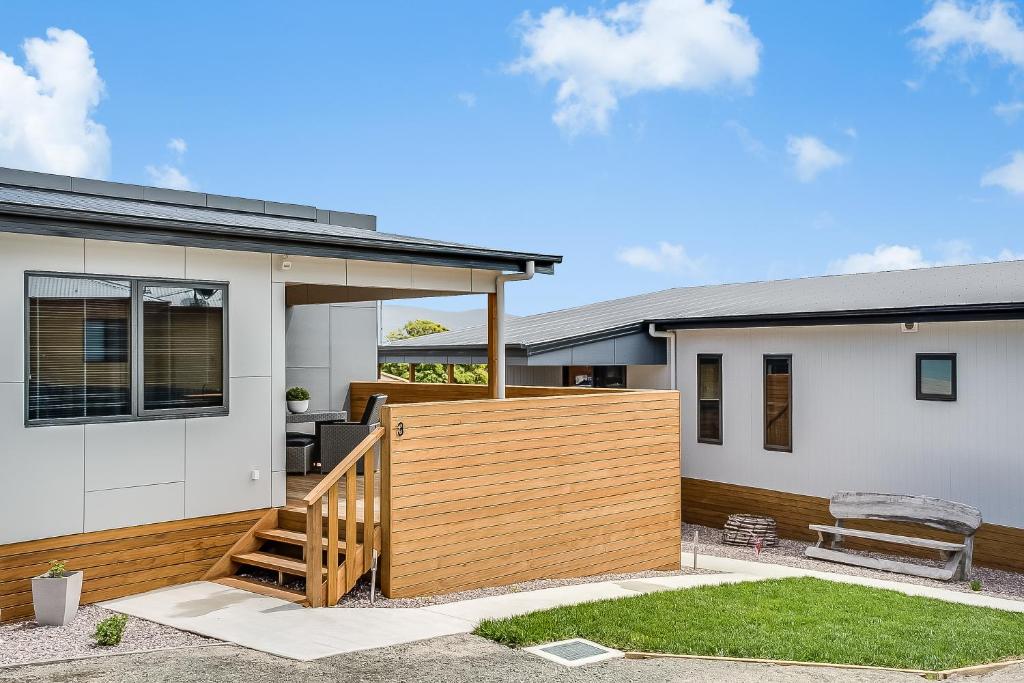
[
  {"xmin": 970, "ymin": 579, "xmax": 982, "ymax": 592},
  {"xmin": 94, "ymin": 614, "xmax": 129, "ymax": 646},
  {"xmin": 286, "ymin": 386, "xmax": 310, "ymax": 401},
  {"xmin": 46, "ymin": 560, "xmax": 68, "ymax": 578}
]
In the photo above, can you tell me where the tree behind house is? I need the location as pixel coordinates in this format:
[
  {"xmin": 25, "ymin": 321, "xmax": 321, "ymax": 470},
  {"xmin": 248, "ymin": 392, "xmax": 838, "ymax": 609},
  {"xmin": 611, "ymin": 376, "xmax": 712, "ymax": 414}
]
[{"xmin": 381, "ymin": 318, "xmax": 488, "ymax": 385}]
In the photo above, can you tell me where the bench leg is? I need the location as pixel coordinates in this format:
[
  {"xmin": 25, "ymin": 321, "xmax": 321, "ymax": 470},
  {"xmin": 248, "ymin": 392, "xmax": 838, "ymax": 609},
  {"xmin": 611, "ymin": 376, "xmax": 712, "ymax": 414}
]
[{"xmin": 963, "ymin": 537, "xmax": 975, "ymax": 581}]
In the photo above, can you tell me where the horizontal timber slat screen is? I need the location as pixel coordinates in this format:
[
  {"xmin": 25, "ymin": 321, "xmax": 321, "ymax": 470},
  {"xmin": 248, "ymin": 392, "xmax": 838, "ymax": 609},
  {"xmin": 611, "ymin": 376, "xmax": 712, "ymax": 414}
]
[
  {"xmin": 350, "ymin": 381, "xmax": 627, "ymax": 422},
  {"xmin": 682, "ymin": 477, "xmax": 1024, "ymax": 573},
  {"xmin": 0, "ymin": 509, "xmax": 269, "ymax": 622},
  {"xmin": 380, "ymin": 390, "xmax": 681, "ymax": 598}
]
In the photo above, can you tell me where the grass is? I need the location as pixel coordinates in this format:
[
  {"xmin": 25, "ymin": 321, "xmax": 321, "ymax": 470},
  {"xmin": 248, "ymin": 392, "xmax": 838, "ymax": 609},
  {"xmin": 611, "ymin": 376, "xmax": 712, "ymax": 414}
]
[{"xmin": 474, "ymin": 577, "xmax": 1024, "ymax": 671}]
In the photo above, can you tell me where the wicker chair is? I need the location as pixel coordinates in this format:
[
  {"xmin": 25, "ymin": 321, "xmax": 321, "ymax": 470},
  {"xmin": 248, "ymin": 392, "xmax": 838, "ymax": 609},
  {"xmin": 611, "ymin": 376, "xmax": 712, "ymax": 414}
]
[{"xmin": 318, "ymin": 394, "xmax": 387, "ymax": 474}]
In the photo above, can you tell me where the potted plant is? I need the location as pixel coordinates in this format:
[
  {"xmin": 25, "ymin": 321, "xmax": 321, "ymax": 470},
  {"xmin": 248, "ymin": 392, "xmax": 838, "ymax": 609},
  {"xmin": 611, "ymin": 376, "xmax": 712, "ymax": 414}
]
[
  {"xmin": 286, "ymin": 386, "xmax": 310, "ymax": 414},
  {"xmin": 31, "ymin": 560, "xmax": 83, "ymax": 626}
]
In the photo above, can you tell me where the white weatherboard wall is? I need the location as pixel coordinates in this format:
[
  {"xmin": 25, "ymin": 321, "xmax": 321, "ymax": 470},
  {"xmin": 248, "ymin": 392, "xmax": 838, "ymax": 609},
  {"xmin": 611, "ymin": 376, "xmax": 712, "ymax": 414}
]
[{"xmin": 675, "ymin": 322, "xmax": 1024, "ymax": 528}]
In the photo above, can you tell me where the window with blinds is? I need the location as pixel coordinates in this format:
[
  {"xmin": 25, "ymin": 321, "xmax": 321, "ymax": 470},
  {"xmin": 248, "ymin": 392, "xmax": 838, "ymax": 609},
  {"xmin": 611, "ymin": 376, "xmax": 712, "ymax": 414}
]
[
  {"xmin": 697, "ymin": 354, "xmax": 722, "ymax": 444},
  {"xmin": 763, "ymin": 354, "xmax": 792, "ymax": 452},
  {"xmin": 25, "ymin": 274, "xmax": 228, "ymax": 425}
]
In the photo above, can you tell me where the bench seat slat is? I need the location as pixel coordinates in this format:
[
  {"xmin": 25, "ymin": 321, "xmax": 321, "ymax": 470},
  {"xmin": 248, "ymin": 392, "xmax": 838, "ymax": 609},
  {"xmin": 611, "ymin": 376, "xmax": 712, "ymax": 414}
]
[
  {"xmin": 809, "ymin": 525, "xmax": 966, "ymax": 552},
  {"xmin": 804, "ymin": 546, "xmax": 957, "ymax": 581}
]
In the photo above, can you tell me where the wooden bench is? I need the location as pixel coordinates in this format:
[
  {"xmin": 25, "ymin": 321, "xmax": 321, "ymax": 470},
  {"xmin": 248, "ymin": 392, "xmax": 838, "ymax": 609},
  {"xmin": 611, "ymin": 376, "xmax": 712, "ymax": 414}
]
[{"xmin": 804, "ymin": 492, "xmax": 982, "ymax": 581}]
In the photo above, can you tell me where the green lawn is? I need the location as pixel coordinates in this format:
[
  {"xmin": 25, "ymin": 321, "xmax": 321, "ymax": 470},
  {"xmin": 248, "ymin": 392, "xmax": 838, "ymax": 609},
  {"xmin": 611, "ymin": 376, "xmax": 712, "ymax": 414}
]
[{"xmin": 474, "ymin": 577, "xmax": 1024, "ymax": 671}]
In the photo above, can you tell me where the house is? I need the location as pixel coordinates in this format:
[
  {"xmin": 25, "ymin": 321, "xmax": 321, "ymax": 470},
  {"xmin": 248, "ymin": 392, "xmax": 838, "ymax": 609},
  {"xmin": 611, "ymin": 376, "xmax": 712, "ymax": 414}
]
[
  {"xmin": 0, "ymin": 166, "xmax": 681, "ymax": 619},
  {"xmin": 382, "ymin": 263, "xmax": 1024, "ymax": 572}
]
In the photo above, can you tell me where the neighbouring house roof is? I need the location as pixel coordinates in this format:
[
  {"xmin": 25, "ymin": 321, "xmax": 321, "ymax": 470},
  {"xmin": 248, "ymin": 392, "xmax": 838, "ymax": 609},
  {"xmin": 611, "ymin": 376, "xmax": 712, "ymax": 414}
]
[
  {"xmin": 0, "ymin": 167, "xmax": 560, "ymax": 274},
  {"xmin": 379, "ymin": 259, "xmax": 1024, "ymax": 365}
]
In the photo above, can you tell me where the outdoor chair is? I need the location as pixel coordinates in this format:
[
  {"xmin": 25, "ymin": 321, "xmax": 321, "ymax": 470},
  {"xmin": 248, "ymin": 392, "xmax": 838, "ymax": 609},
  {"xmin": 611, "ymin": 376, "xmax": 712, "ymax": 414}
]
[{"xmin": 318, "ymin": 394, "xmax": 387, "ymax": 474}]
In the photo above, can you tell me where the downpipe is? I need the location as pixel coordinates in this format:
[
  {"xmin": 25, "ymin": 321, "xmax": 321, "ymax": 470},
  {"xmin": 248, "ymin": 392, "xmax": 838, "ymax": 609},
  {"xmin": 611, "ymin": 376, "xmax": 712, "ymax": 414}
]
[{"xmin": 648, "ymin": 323, "xmax": 676, "ymax": 390}]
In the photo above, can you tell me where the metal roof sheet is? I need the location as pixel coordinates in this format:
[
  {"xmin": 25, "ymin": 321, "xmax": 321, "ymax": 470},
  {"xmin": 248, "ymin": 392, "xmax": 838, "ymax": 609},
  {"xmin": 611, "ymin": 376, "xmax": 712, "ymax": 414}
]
[{"xmin": 383, "ymin": 259, "xmax": 1024, "ymax": 352}]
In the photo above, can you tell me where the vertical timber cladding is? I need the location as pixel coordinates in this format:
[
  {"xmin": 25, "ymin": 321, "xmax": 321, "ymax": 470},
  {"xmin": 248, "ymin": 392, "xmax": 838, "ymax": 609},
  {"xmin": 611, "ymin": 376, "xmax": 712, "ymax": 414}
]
[
  {"xmin": 382, "ymin": 390, "xmax": 682, "ymax": 598},
  {"xmin": 0, "ymin": 509, "xmax": 268, "ymax": 622}
]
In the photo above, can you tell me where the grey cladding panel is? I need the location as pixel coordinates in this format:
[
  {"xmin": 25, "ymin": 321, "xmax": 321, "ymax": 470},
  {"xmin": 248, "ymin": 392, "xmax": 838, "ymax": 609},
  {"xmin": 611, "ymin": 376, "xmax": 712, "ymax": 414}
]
[
  {"xmin": 207, "ymin": 194, "xmax": 265, "ymax": 213},
  {"xmin": 285, "ymin": 305, "xmax": 331, "ymax": 367},
  {"xmin": 265, "ymin": 201, "xmax": 317, "ymax": 220},
  {"xmin": 72, "ymin": 177, "xmax": 145, "ymax": 200},
  {"xmin": 613, "ymin": 332, "xmax": 666, "ymax": 364},
  {"xmin": 569, "ymin": 338, "xmax": 615, "ymax": 365},
  {"xmin": 143, "ymin": 186, "xmax": 206, "ymax": 206},
  {"xmin": 0, "ymin": 167, "xmax": 71, "ymax": 190}
]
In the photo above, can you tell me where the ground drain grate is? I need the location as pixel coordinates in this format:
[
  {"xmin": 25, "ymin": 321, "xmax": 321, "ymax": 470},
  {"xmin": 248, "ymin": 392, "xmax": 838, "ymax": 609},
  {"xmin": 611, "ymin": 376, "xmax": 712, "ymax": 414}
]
[{"xmin": 524, "ymin": 639, "xmax": 623, "ymax": 667}]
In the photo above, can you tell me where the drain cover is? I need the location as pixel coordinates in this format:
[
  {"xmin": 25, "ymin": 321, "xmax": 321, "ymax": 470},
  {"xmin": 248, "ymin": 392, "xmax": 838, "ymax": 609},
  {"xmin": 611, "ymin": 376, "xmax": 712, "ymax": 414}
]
[{"xmin": 525, "ymin": 638, "xmax": 623, "ymax": 667}]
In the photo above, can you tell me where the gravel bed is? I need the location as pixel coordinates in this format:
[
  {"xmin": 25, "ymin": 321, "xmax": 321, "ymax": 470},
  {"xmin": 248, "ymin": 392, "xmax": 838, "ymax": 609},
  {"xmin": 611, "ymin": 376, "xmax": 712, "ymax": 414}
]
[
  {"xmin": 685, "ymin": 522, "xmax": 1024, "ymax": 601},
  {"xmin": 338, "ymin": 567, "xmax": 720, "ymax": 608},
  {"xmin": 0, "ymin": 604, "xmax": 216, "ymax": 667}
]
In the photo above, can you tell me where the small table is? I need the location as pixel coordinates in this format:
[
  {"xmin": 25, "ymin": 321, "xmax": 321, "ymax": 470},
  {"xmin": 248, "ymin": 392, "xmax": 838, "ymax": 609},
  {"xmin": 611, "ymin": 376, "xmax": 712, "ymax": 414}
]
[{"xmin": 286, "ymin": 410, "xmax": 346, "ymax": 424}]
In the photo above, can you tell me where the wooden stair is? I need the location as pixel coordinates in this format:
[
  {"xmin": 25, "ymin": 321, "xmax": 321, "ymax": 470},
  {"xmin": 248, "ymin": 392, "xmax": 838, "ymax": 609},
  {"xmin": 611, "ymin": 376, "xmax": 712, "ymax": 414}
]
[{"xmin": 202, "ymin": 508, "xmax": 380, "ymax": 606}]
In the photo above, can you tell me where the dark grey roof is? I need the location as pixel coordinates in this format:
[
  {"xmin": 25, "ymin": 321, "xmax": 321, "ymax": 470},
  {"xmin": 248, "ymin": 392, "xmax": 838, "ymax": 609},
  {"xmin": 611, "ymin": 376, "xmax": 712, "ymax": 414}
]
[
  {"xmin": 0, "ymin": 167, "xmax": 560, "ymax": 273},
  {"xmin": 383, "ymin": 259, "xmax": 1024, "ymax": 355}
]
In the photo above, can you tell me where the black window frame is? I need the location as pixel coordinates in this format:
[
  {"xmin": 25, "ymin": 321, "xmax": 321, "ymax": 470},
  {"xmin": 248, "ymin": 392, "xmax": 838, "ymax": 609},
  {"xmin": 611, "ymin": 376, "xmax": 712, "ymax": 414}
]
[
  {"xmin": 916, "ymin": 352, "xmax": 957, "ymax": 402},
  {"xmin": 696, "ymin": 353, "xmax": 723, "ymax": 445},
  {"xmin": 763, "ymin": 354, "xmax": 792, "ymax": 453},
  {"xmin": 24, "ymin": 271, "xmax": 230, "ymax": 426}
]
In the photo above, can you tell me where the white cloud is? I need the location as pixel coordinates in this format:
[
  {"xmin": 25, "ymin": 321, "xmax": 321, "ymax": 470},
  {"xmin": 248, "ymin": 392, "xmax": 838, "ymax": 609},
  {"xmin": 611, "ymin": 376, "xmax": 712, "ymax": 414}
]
[
  {"xmin": 617, "ymin": 241, "xmax": 706, "ymax": 274},
  {"xmin": 0, "ymin": 28, "xmax": 109, "ymax": 177},
  {"xmin": 994, "ymin": 100, "xmax": 1024, "ymax": 121},
  {"xmin": 785, "ymin": 135, "xmax": 846, "ymax": 182},
  {"xmin": 167, "ymin": 137, "xmax": 187, "ymax": 157},
  {"xmin": 456, "ymin": 92, "xmax": 477, "ymax": 108},
  {"xmin": 904, "ymin": 78, "xmax": 923, "ymax": 90},
  {"xmin": 829, "ymin": 241, "xmax": 1023, "ymax": 274},
  {"xmin": 843, "ymin": 126, "xmax": 858, "ymax": 138},
  {"xmin": 911, "ymin": 0, "xmax": 1024, "ymax": 68},
  {"xmin": 145, "ymin": 164, "xmax": 195, "ymax": 191},
  {"xmin": 981, "ymin": 150, "xmax": 1024, "ymax": 193},
  {"xmin": 510, "ymin": 0, "xmax": 761, "ymax": 135},
  {"xmin": 724, "ymin": 120, "xmax": 765, "ymax": 155}
]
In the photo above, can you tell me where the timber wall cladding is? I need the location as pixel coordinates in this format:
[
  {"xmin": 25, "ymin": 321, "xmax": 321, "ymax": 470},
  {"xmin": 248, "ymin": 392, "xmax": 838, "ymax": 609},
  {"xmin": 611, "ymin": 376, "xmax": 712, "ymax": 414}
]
[
  {"xmin": 350, "ymin": 381, "xmax": 627, "ymax": 423},
  {"xmin": 381, "ymin": 391, "xmax": 682, "ymax": 598},
  {"xmin": 0, "ymin": 509, "xmax": 268, "ymax": 622},
  {"xmin": 682, "ymin": 478, "xmax": 1024, "ymax": 573}
]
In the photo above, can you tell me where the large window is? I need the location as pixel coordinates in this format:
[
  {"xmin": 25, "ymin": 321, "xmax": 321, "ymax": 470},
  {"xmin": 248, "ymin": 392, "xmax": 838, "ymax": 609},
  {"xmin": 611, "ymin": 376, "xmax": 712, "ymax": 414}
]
[
  {"xmin": 26, "ymin": 274, "xmax": 228, "ymax": 425},
  {"xmin": 763, "ymin": 354, "xmax": 792, "ymax": 452},
  {"xmin": 697, "ymin": 354, "xmax": 722, "ymax": 444},
  {"xmin": 916, "ymin": 353, "xmax": 956, "ymax": 401}
]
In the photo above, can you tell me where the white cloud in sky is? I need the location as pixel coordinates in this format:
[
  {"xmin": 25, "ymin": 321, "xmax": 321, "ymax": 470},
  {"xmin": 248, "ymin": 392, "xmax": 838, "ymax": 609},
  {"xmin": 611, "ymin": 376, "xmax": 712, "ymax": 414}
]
[
  {"xmin": 145, "ymin": 164, "xmax": 195, "ymax": 191},
  {"xmin": 843, "ymin": 126, "xmax": 858, "ymax": 138},
  {"xmin": 510, "ymin": 0, "xmax": 761, "ymax": 135},
  {"xmin": 981, "ymin": 150, "xmax": 1024, "ymax": 193},
  {"xmin": 456, "ymin": 92, "xmax": 477, "ymax": 108},
  {"xmin": 0, "ymin": 28, "xmax": 109, "ymax": 177},
  {"xmin": 994, "ymin": 100, "xmax": 1024, "ymax": 121},
  {"xmin": 785, "ymin": 135, "xmax": 846, "ymax": 182},
  {"xmin": 904, "ymin": 78, "xmax": 923, "ymax": 90},
  {"xmin": 724, "ymin": 120, "xmax": 765, "ymax": 155},
  {"xmin": 167, "ymin": 137, "xmax": 187, "ymax": 157},
  {"xmin": 829, "ymin": 241, "xmax": 1023, "ymax": 274},
  {"xmin": 617, "ymin": 241, "xmax": 706, "ymax": 274},
  {"xmin": 911, "ymin": 0, "xmax": 1024, "ymax": 68}
]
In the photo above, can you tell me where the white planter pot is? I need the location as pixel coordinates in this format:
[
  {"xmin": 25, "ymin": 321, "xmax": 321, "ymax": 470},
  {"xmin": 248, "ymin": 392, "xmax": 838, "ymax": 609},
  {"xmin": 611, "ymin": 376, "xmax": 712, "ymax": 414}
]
[
  {"xmin": 287, "ymin": 399, "xmax": 310, "ymax": 414},
  {"xmin": 31, "ymin": 571, "xmax": 83, "ymax": 626}
]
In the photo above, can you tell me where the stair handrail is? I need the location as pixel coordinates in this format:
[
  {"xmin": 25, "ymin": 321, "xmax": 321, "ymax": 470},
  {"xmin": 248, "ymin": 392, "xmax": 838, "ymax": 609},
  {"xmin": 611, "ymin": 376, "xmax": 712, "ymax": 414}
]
[{"xmin": 303, "ymin": 426, "xmax": 384, "ymax": 607}]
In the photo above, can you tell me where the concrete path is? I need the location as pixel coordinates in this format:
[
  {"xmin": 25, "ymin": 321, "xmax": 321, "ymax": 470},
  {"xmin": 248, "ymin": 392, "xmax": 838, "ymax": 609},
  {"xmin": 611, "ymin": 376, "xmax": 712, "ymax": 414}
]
[
  {"xmin": 101, "ymin": 573, "xmax": 755, "ymax": 661},
  {"xmin": 102, "ymin": 555, "xmax": 1024, "ymax": 661}
]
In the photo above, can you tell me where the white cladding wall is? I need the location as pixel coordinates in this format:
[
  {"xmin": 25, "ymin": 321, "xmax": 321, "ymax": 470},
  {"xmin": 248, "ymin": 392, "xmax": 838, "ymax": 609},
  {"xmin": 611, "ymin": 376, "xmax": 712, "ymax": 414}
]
[{"xmin": 675, "ymin": 322, "xmax": 1024, "ymax": 528}]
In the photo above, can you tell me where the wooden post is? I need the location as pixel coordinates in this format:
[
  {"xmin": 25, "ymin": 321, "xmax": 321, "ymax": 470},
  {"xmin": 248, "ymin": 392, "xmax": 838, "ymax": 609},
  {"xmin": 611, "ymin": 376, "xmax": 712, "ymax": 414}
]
[
  {"xmin": 409, "ymin": 363, "xmax": 417, "ymax": 383},
  {"xmin": 447, "ymin": 364, "xmax": 455, "ymax": 383},
  {"xmin": 487, "ymin": 292, "xmax": 499, "ymax": 399},
  {"xmin": 379, "ymin": 405, "xmax": 393, "ymax": 597}
]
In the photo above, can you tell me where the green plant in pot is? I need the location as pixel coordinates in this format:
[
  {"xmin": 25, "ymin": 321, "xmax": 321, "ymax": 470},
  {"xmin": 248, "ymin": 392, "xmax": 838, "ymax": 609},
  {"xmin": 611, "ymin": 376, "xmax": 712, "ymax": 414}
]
[
  {"xmin": 31, "ymin": 560, "xmax": 83, "ymax": 626},
  {"xmin": 286, "ymin": 386, "xmax": 311, "ymax": 414}
]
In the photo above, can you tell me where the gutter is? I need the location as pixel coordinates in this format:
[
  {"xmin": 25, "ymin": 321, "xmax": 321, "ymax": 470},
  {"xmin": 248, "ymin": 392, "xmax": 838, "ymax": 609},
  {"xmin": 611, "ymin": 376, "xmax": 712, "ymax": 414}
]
[
  {"xmin": 647, "ymin": 324, "xmax": 676, "ymax": 390},
  {"xmin": 494, "ymin": 261, "xmax": 536, "ymax": 398}
]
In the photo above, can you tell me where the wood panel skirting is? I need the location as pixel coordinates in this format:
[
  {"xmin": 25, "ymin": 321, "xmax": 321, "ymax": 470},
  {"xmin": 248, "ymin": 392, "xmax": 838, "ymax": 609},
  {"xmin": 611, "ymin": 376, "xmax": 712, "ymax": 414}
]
[
  {"xmin": 681, "ymin": 478, "xmax": 1024, "ymax": 573},
  {"xmin": 350, "ymin": 381, "xmax": 628, "ymax": 423},
  {"xmin": 381, "ymin": 391, "xmax": 682, "ymax": 597},
  {"xmin": 0, "ymin": 509, "xmax": 269, "ymax": 622}
]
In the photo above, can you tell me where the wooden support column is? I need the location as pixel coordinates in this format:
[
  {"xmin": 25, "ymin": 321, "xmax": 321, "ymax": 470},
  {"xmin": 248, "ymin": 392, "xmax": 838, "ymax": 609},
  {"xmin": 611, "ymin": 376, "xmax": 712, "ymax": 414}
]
[
  {"xmin": 447, "ymin": 364, "xmax": 455, "ymax": 383},
  {"xmin": 409, "ymin": 363, "xmax": 417, "ymax": 383},
  {"xmin": 487, "ymin": 292, "xmax": 499, "ymax": 399}
]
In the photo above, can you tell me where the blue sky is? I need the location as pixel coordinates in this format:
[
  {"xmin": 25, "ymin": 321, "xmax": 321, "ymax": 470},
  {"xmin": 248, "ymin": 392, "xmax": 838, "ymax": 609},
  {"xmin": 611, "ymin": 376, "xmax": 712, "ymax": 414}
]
[{"xmin": 1, "ymin": 1, "xmax": 1023, "ymax": 315}]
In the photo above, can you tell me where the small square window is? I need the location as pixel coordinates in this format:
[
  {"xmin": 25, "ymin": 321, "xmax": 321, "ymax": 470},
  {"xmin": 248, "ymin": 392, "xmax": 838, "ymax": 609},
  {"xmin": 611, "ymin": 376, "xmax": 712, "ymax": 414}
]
[{"xmin": 916, "ymin": 353, "xmax": 956, "ymax": 401}]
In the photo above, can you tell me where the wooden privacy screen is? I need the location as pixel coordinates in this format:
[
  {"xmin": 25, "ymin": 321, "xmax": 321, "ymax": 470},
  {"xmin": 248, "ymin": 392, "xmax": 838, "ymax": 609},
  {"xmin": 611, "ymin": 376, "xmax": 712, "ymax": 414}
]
[
  {"xmin": 350, "ymin": 380, "xmax": 627, "ymax": 420},
  {"xmin": 682, "ymin": 478, "xmax": 1024, "ymax": 573},
  {"xmin": 0, "ymin": 509, "xmax": 268, "ymax": 622},
  {"xmin": 380, "ymin": 390, "xmax": 682, "ymax": 598}
]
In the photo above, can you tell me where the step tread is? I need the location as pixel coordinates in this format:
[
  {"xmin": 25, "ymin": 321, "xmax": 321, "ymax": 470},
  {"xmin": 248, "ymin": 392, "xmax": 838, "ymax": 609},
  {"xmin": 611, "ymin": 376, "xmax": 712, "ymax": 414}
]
[
  {"xmin": 213, "ymin": 577, "xmax": 309, "ymax": 604},
  {"xmin": 257, "ymin": 527, "xmax": 378, "ymax": 547},
  {"xmin": 232, "ymin": 551, "xmax": 326, "ymax": 577}
]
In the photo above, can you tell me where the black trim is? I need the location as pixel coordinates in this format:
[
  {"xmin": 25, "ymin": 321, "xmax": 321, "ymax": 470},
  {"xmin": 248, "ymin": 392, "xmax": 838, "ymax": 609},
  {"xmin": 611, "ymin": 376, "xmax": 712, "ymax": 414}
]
[
  {"xmin": 0, "ymin": 205, "xmax": 559, "ymax": 274},
  {"xmin": 916, "ymin": 352, "xmax": 957, "ymax": 402},
  {"xmin": 697, "ymin": 354, "xmax": 723, "ymax": 445}
]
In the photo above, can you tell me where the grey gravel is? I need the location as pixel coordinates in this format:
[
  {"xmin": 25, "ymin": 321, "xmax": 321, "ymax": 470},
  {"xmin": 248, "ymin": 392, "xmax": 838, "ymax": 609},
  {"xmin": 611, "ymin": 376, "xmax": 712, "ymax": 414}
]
[
  {"xmin": 685, "ymin": 522, "xmax": 1024, "ymax": 602},
  {"xmin": 3, "ymin": 633, "xmax": 1021, "ymax": 682},
  {"xmin": 338, "ymin": 567, "xmax": 720, "ymax": 608},
  {"xmin": 0, "ymin": 604, "xmax": 215, "ymax": 667}
]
